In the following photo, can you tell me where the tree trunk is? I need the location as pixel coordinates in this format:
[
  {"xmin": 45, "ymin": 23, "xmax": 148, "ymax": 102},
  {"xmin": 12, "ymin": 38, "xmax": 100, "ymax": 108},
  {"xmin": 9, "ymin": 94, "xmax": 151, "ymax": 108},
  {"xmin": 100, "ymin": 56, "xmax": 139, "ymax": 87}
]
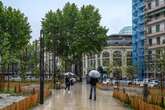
[{"xmin": 74, "ymin": 57, "xmax": 83, "ymax": 82}]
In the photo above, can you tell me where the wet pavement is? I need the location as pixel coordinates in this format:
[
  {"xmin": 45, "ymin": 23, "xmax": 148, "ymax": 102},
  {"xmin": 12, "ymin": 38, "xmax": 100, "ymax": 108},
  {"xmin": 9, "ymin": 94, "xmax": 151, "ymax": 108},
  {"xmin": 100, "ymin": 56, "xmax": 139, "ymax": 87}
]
[{"xmin": 33, "ymin": 82, "xmax": 129, "ymax": 110}]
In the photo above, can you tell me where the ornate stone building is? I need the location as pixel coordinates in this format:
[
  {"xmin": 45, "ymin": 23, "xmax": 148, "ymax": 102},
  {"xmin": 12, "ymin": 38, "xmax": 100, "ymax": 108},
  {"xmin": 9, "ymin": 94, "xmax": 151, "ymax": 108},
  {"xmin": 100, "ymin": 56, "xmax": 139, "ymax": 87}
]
[{"xmin": 82, "ymin": 33, "xmax": 132, "ymax": 78}]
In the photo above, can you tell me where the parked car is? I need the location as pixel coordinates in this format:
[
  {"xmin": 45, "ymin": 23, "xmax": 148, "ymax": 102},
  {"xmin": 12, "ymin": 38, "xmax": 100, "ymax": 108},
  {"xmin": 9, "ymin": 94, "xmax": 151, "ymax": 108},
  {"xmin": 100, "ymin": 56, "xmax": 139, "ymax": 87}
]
[
  {"xmin": 148, "ymin": 80, "xmax": 160, "ymax": 87},
  {"xmin": 102, "ymin": 78, "xmax": 110, "ymax": 84},
  {"xmin": 112, "ymin": 80, "xmax": 119, "ymax": 85},
  {"xmin": 139, "ymin": 78, "xmax": 153, "ymax": 87},
  {"xmin": 10, "ymin": 76, "xmax": 21, "ymax": 81}
]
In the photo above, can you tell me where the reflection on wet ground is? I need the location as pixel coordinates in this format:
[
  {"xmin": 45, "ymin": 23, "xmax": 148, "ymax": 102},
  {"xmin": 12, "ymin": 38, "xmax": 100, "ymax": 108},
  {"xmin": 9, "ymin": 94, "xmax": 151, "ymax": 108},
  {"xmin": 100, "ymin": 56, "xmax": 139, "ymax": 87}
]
[{"xmin": 33, "ymin": 82, "xmax": 128, "ymax": 110}]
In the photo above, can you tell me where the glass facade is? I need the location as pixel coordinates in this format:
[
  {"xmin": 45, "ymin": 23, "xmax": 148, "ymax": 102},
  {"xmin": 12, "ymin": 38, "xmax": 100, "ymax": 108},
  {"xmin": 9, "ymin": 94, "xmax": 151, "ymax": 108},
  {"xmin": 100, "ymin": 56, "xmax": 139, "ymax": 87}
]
[
  {"xmin": 119, "ymin": 26, "xmax": 132, "ymax": 35},
  {"xmin": 132, "ymin": 0, "xmax": 145, "ymax": 79}
]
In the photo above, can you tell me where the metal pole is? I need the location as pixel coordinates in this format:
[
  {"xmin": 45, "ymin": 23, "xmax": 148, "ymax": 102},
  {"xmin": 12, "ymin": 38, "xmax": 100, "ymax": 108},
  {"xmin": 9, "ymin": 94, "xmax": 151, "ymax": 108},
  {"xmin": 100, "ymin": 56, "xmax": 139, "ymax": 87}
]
[{"xmin": 40, "ymin": 29, "xmax": 44, "ymax": 104}]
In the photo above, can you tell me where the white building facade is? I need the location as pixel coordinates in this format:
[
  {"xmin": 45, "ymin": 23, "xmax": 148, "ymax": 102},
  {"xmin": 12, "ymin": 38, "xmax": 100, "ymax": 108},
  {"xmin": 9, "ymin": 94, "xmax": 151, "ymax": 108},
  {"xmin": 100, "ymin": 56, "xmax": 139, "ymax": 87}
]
[{"xmin": 82, "ymin": 34, "xmax": 132, "ymax": 78}]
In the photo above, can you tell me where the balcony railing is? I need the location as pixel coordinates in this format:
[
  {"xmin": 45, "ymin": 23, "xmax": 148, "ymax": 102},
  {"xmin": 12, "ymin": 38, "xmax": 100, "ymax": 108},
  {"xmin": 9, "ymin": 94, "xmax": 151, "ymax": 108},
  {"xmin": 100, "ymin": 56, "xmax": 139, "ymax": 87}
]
[
  {"xmin": 145, "ymin": 3, "xmax": 165, "ymax": 14},
  {"xmin": 148, "ymin": 44, "xmax": 165, "ymax": 49},
  {"xmin": 146, "ymin": 17, "xmax": 165, "ymax": 25},
  {"xmin": 146, "ymin": 31, "xmax": 165, "ymax": 37}
]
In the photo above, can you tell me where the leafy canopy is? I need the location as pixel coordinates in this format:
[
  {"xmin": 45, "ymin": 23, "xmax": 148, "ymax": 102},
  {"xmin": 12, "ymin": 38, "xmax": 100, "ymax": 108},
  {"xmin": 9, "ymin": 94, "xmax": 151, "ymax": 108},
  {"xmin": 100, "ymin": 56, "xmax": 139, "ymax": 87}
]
[
  {"xmin": 42, "ymin": 2, "xmax": 108, "ymax": 63},
  {"xmin": 0, "ymin": 1, "xmax": 31, "ymax": 65}
]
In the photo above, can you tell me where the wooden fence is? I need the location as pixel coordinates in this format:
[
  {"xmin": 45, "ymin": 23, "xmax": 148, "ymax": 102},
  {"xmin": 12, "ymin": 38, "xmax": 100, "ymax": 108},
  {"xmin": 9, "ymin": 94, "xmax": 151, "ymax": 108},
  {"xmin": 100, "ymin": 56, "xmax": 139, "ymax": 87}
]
[
  {"xmin": 0, "ymin": 87, "xmax": 52, "ymax": 110},
  {"xmin": 113, "ymin": 90, "xmax": 163, "ymax": 110},
  {"xmin": 0, "ymin": 93, "xmax": 38, "ymax": 110}
]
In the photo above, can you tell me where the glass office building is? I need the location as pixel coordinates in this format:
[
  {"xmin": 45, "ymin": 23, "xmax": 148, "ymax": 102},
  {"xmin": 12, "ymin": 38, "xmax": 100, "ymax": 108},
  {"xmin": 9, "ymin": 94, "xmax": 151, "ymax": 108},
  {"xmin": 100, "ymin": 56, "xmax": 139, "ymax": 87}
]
[{"xmin": 132, "ymin": 0, "xmax": 145, "ymax": 79}]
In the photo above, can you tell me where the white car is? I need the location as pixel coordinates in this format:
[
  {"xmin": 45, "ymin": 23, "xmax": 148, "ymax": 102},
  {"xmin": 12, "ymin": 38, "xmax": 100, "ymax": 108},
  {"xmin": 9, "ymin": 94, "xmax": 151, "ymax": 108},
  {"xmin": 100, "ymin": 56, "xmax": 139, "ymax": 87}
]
[
  {"xmin": 133, "ymin": 79, "xmax": 141, "ymax": 85},
  {"xmin": 10, "ymin": 76, "xmax": 21, "ymax": 81},
  {"xmin": 148, "ymin": 80, "xmax": 160, "ymax": 87},
  {"xmin": 112, "ymin": 80, "xmax": 119, "ymax": 85},
  {"xmin": 102, "ymin": 79, "xmax": 110, "ymax": 84}
]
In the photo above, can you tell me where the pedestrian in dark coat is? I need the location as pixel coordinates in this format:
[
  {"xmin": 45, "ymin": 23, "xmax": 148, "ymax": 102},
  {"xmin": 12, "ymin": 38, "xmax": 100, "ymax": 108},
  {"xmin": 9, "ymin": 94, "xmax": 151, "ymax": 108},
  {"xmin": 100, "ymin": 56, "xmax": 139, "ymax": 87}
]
[
  {"xmin": 65, "ymin": 76, "xmax": 71, "ymax": 93},
  {"xmin": 89, "ymin": 77, "xmax": 98, "ymax": 101}
]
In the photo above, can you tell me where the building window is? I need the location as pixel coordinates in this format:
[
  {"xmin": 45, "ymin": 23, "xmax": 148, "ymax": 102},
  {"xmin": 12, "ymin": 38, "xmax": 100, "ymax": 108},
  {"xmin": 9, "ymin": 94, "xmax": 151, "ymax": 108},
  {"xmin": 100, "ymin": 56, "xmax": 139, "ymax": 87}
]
[
  {"xmin": 148, "ymin": 50, "xmax": 152, "ymax": 61},
  {"xmin": 163, "ymin": 39, "xmax": 165, "ymax": 44},
  {"xmin": 102, "ymin": 51, "xmax": 110, "ymax": 67},
  {"xmin": 155, "ymin": 14, "xmax": 160, "ymax": 20},
  {"xmin": 148, "ymin": 27, "xmax": 152, "ymax": 34},
  {"xmin": 127, "ymin": 51, "xmax": 132, "ymax": 66},
  {"xmin": 155, "ymin": 0, "xmax": 159, "ymax": 6},
  {"xmin": 148, "ymin": 2, "xmax": 151, "ymax": 9},
  {"xmin": 157, "ymin": 37, "xmax": 160, "ymax": 45},
  {"xmin": 149, "ymin": 39, "xmax": 152, "ymax": 46},
  {"xmin": 113, "ymin": 51, "xmax": 122, "ymax": 66},
  {"xmin": 156, "ymin": 24, "xmax": 160, "ymax": 32},
  {"xmin": 156, "ymin": 49, "xmax": 161, "ymax": 58}
]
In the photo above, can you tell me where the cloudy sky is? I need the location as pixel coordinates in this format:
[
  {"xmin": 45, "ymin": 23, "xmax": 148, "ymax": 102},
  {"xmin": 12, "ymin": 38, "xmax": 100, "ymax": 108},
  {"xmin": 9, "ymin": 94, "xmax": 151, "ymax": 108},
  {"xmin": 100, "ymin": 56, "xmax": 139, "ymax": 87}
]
[{"xmin": 2, "ymin": 0, "xmax": 132, "ymax": 40}]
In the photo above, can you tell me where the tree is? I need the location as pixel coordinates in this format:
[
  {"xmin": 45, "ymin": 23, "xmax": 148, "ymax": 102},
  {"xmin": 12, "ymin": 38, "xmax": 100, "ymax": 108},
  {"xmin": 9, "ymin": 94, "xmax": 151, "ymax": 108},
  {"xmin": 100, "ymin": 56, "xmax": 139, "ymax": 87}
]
[
  {"xmin": 42, "ymin": 3, "xmax": 108, "ymax": 78},
  {"xmin": 156, "ymin": 49, "xmax": 165, "ymax": 107},
  {"xmin": 0, "ymin": 1, "xmax": 31, "ymax": 74},
  {"xmin": 72, "ymin": 5, "xmax": 108, "ymax": 77},
  {"xmin": 113, "ymin": 67, "xmax": 122, "ymax": 80},
  {"xmin": 107, "ymin": 63, "xmax": 113, "ymax": 76},
  {"xmin": 126, "ymin": 65, "xmax": 136, "ymax": 80}
]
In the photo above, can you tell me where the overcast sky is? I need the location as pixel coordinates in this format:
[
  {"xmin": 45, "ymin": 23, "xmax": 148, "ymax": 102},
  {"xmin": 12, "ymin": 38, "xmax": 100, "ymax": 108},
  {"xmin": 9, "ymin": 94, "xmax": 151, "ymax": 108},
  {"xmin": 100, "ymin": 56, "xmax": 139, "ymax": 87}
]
[{"xmin": 2, "ymin": 0, "xmax": 132, "ymax": 40}]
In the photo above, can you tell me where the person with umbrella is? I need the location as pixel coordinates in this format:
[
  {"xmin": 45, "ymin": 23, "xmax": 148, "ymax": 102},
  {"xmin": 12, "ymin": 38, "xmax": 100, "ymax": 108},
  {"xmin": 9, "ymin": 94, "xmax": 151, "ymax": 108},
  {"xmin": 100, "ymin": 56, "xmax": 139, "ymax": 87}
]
[
  {"xmin": 88, "ymin": 69, "xmax": 100, "ymax": 101},
  {"xmin": 64, "ymin": 73, "xmax": 72, "ymax": 94},
  {"xmin": 64, "ymin": 72, "xmax": 75, "ymax": 94}
]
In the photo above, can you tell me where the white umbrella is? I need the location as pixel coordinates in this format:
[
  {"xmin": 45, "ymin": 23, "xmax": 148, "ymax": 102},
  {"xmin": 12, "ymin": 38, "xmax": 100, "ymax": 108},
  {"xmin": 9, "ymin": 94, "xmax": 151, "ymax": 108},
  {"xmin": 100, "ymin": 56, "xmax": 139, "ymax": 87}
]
[
  {"xmin": 89, "ymin": 70, "xmax": 100, "ymax": 78},
  {"xmin": 64, "ymin": 72, "xmax": 74, "ymax": 76}
]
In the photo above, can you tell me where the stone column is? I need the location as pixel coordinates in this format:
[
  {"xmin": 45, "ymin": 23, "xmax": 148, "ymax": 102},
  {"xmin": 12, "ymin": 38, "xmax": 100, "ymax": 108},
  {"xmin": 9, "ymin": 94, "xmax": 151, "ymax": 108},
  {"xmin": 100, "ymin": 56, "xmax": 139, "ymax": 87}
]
[
  {"xmin": 122, "ymin": 50, "xmax": 127, "ymax": 78},
  {"xmin": 110, "ymin": 50, "xmax": 113, "ymax": 65},
  {"xmin": 95, "ymin": 54, "xmax": 98, "ymax": 69},
  {"xmin": 100, "ymin": 52, "xmax": 103, "ymax": 67},
  {"xmin": 84, "ymin": 55, "xmax": 88, "ymax": 75}
]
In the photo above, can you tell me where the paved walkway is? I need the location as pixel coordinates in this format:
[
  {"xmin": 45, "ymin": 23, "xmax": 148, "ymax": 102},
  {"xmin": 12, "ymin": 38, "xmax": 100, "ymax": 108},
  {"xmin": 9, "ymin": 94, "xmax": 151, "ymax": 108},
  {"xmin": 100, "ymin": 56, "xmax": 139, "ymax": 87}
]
[{"xmin": 33, "ymin": 83, "xmax": 129, "ymax": 110}]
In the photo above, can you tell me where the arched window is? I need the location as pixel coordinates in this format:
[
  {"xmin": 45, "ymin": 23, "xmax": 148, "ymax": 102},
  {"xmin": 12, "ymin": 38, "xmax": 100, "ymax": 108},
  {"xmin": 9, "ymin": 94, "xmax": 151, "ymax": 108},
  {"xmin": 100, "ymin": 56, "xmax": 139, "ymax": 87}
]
[
  {"xmin": 113, "ymin": 51, "xmax": 122, "ymax": 66},
  {"xmin": 87, "ymin": 54, "xmax": 95, "ymax": 70},
  {"xmin": 102, "ymin": 51, "xmax": 110, "ymax": 67},
  {"xmin": 127, "ymin": 51, "xmax": 132, "ymax": 65},
  {"xmin": 97, "ymin": 54, "xmax": 101, "ymax": 67}
]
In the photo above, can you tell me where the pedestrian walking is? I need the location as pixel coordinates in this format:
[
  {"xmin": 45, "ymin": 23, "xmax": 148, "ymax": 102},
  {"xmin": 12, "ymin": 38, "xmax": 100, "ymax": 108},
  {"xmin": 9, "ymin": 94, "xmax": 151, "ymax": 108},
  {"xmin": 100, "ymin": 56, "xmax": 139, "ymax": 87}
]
[
  {"xmin": 65, "ymin": 75, "xmax": 71, "ymax": 94},
  {"xmin": 88, "ymin": 70, "xmax": 100, "ymax": 101}
]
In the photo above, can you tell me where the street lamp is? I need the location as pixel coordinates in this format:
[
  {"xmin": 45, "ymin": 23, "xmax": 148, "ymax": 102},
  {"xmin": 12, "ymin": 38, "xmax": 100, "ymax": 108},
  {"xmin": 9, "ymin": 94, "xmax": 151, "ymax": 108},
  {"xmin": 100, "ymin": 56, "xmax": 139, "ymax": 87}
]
[{"xmin": 40, "ymin": 29, "xmax": 45, "ymax": 104}]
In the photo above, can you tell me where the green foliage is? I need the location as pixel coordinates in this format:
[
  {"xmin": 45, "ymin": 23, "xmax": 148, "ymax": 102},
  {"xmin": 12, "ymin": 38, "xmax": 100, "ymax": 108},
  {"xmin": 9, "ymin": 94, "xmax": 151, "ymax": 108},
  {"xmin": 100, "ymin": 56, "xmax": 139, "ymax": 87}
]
[
  {"xmin": 33, "ymin": 66, "xmax": 39, "ymax": 78},
  {"xmin": 42, "ymin": 2, "xmax": 108, "ymax": 71},
  {"xmin": 0, "ymin": 1, "xmax": 31, "ymax": 67},
  {"xmin": 113, "ymin": 67, "xmax": 122, "ymax": 79},
  {"xmin": 107, "ymin": 63, "xmax": 113, "ymax": 75},
  {"xmin": 156, "ymin": 49, "xmax": 165, "ymax": 73},
  {"xmin": 126, "ymin": 65, "xmax": 136, "ymax": 79}
]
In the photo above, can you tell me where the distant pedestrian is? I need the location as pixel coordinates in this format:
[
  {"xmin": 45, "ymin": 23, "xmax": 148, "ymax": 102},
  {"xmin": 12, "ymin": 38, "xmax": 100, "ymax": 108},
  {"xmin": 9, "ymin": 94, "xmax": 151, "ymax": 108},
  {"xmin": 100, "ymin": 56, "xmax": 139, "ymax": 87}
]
[
  {"xmin": 143, "ymin": 84, "xmax": 149, "ymax": 102},
  {"xmin": 65, "ymin": 76, "xmax": 71, "ymax": 93},
  {"xmin": 88, "ymin": 70, "xmax": 100, "ymax": 101}
]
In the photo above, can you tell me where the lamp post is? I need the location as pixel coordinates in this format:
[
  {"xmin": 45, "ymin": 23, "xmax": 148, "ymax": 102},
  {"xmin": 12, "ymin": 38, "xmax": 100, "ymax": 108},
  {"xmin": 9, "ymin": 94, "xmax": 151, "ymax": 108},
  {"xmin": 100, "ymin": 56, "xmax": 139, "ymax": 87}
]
[{"xmin": 40, "ymin": 29, "xmax": 44, "ymax": 104}]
